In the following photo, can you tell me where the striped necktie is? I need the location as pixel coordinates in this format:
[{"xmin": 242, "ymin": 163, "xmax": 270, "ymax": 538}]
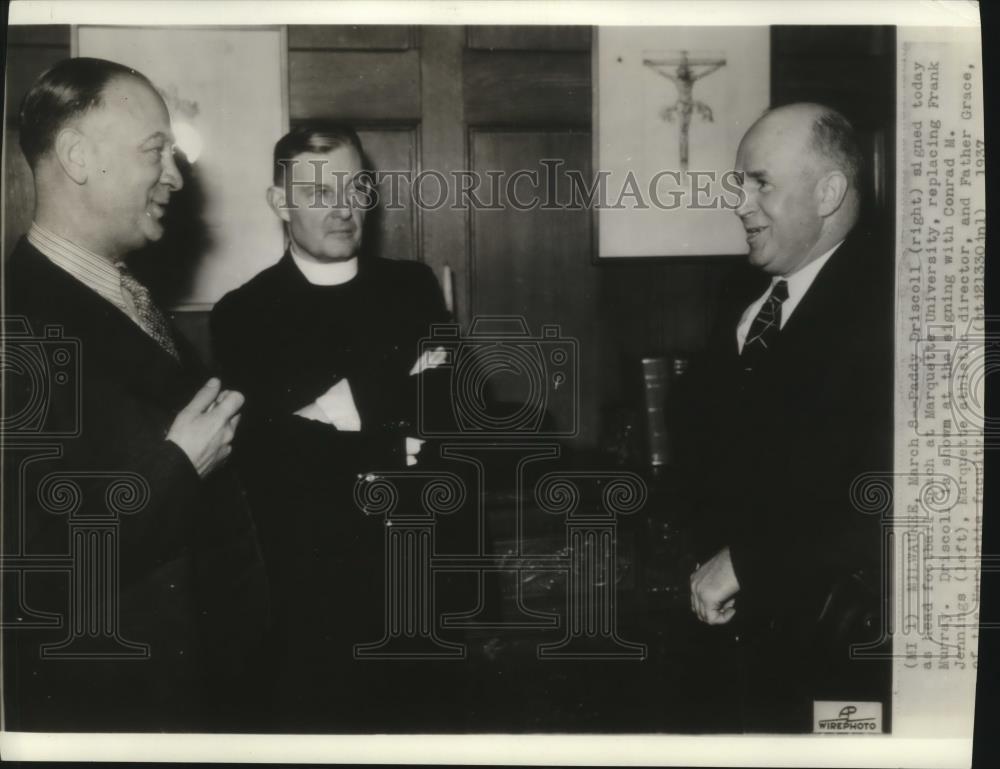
[
  {"xmin": 741, "ymin": 279, "xmax": 788, "ymax": 373},
  {"xmin": 118, "ymin": 264, "xmax": 180, "ymax": 360}
]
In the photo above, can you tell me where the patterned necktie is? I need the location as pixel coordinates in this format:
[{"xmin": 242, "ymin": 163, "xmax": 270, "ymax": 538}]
[
  {"xmin": 118, "ymin": 264, "xmax": 180, "ymax": 359},
  {"xmin": 740, "ymin": 279, "xmax": 788, "ymax": 373}
]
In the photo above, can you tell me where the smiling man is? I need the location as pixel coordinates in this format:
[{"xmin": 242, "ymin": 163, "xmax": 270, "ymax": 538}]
[
  {"xmin": 4, "ymin": 57, "xmax": 268, "ymax": 730},
  {"xmin": 210, "ymin": 125, "xmax": 451, "ymax": 726},
  {"xmin": 681, "ymin": 103, "xmax": 893, "ymax": 731}
]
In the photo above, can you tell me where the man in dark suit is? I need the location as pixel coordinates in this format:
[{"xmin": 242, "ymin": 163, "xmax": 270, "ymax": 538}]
[
  {"xmin": 3, "ymin": 57, "xmax": 268, "ymax": 731},
  {"xmin": 683, "ymin": 103, "xmax": 893, "ymax": 731},
  {"xmin": 210, "ymin": 125, "xmax": 452, "ymax": 727}
]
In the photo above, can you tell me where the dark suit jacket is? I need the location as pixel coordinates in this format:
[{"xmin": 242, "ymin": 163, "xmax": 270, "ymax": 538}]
[
  {"xmin": 2, "ymin": 238, "xmax": 269, "ymax": 731},
  {"xmin": 679, "ymin": 224, "xmax": 893, "ymax": 651}
]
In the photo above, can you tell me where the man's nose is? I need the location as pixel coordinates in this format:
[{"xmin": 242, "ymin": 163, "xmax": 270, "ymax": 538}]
[
  {"xmin": 734, "ymin": 186, "xmax": 755, "ymax": 218},
  {"xmin": 331, "ymin": 200, "xmax": 353, "ymax": 219},
  {"xmin": 160, "ymin": 149, "xmax": 184, "ymax": 192}
]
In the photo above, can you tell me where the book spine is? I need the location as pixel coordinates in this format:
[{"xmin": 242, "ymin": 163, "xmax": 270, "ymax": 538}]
[{"xmin": 641, "ymin": 356, "xmax": 671, "ymax": 466}]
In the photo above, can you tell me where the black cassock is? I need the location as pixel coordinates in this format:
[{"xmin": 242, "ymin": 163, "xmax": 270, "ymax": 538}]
[{"xmin": 211, "ymin": 252, "xmax": 463, "ymax": 728}]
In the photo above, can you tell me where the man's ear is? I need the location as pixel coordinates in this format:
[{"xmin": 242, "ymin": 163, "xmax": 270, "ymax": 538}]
[
  {"xmin": 266, "ymin": 185, "xmax": 291, "ymax": 223},
  {"xmin": 53, "ymin": 127, "xmax": 88, "ymax": 185},
  {"xmin": 815, "ymin": 169, "xmax": 849, "ymax": 217}
]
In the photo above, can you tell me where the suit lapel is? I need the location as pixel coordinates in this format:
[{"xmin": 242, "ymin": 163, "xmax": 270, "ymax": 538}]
[
  {"xmin": 11, "ymin": 241, "xmax": 199, "ymax": 411},
  {"xmin": 716, "ymin": 271, "xmax": 770, "ymax": 372},
  {"xmin": 718, "ymin": 229, "xmax": 868, "ymax": 415},
  {"xmin": 770, "ymin": 229, "xmax": 868, "ymax": 363}
]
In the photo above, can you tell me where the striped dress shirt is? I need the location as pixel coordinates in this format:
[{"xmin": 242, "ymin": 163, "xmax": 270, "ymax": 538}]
[{"xmin": 27, "ymin": 222, "xmax": 144, "ymax": 328}]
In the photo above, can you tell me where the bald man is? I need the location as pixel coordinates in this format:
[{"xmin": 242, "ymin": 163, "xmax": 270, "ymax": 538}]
[
  {"xmin": 3, "ymin": 58, "xmax": 268, "ymax": 730},
  {"xmin": 681, "ymin": 103, "xmax": 892, "ymax": 731}
]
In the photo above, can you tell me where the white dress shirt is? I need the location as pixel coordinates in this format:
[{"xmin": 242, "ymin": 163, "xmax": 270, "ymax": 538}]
[{"xmin": 736, "ymin": 240, "xmax": 844, "ymax": 353}]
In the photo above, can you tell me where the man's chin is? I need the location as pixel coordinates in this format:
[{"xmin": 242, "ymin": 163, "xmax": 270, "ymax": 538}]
[
  {"xmin": 140, "ymin": 219, "xmax": 166, "ymax": 244},
  {"xmin": 746, "ymin": 248, "xmax": 769, "ymax": 268},
  {"xmin": 315, "ymin": 243, "xmax": 361, "ymax": 262}
]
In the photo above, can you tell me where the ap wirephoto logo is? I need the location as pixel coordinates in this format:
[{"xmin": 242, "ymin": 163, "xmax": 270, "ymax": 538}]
[{"xmin": 813, "ymin": 702, "xmax": 883, "ymax": 734}]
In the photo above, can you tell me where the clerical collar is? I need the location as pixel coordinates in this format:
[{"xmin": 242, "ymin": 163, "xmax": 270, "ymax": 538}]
[{"xmin": 289, "ymin": 240, "xmax": 359, "ymax": 286}]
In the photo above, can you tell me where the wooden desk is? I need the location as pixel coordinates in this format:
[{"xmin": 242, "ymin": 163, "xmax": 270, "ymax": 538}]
[{"xmin": 269, "ymin": 454, "xmax": 745, "ymax": 733}]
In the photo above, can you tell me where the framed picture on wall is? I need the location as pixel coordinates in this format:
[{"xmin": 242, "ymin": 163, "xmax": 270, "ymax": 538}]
[
  {"xmin": 74, "ymin": 25, "xmax": 289, "ymax": 308},
  {"xmin": 594, "ymin": 27, "xmax": 769, "ymax": 259}
]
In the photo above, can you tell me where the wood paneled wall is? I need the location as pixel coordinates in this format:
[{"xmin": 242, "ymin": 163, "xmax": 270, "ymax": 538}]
[
  {"xmin": 3, "ymin": 26, "xmax": 71, "ymax": 260},
  {"xmin": 2, "ymin": 25, "xmax": 895, "ymax": 449}
]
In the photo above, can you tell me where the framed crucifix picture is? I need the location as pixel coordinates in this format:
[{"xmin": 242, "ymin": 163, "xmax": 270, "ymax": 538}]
[{"xmin": 594, "ymin": 27, "xmax": 770, "ymax": 258}]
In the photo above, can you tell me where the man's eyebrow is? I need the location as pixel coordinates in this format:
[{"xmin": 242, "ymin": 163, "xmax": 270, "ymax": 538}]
[
  {"xmin": 744, "ymin": 170, "xmax": 768, "ymax": 183},
  {"xmin": 140, "ymin": 131, "xmax": 172, "ymax": 146}
]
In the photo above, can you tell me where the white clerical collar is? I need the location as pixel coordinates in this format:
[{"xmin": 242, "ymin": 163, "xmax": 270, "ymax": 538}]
[{"xmin": 289, "ymin": 240, "xmax": 359, "ymax": 286}]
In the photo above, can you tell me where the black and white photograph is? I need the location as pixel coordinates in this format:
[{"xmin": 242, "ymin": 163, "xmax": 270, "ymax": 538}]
[{"xmin": 0, "ymin": 1, "xmax": 987, "ymax": 765}]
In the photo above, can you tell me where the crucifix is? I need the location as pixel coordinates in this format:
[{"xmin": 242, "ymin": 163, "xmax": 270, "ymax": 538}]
[{"xmin": 642, "ymin": 50, "xmax": 726, "ymax": 170}]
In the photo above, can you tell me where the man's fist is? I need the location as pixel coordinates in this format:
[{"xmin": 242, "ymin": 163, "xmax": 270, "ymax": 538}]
[
  {"xmin": 167, "ymin": 377, "xmax": 244, "ymax": 478},
  {"xmin": 690, "ymin": 546, "xmax": 740, "ymax": 625}
]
